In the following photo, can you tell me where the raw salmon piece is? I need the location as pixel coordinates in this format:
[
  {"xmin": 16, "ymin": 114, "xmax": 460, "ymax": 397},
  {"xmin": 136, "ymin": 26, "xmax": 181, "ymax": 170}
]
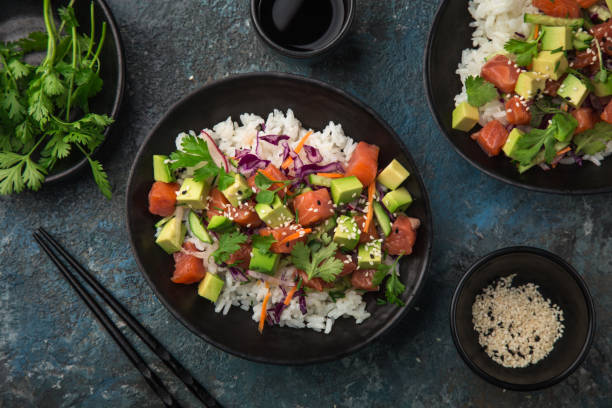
[
  {"xmin": 336, "ymin": 252, "xmax": 357, "ymax": 277},
  {"xmin": 471, "ymin": 120, "xmax": 509, "ymax": 157},
  {"xmin": 505, "ymin": 96, "xmax": 531, "ymax": 125},
  {"xmin": 532, "ymin": 0, "xmax": 580, "ymax": 18},
  {"xmin": 227, "ymin": 199, "xmax": 262, "ymax": 228},
  {"xmin": 172, "ymin": 242, "xmax": 206, "ymax": 284},
  {"xmin": 480, "ymin": 55, "xmax": 520, "ymax": 93},
  {"xmin": 345, "ymin": 141, "xmax": 380, "ymax": 186},
  {"xmin": 227, "ymin": 243, "xmax": 252, "ymax": 269},
  {"xmin": 259, "ymin": 226, "xmax": 307, "ymax": 254},
  {"xmin": 600, "ymin": 100, "xmax": 612, "ymax": 124},
  {"xmin": 297, "ymin": 269, "xmax": 334, "ymax": 292},
  {"xmin": 294, "ymin": 188, "xmax": 334, "ymax": 227},
  {"xmin": 354, "ymin": 214, "xmax": 378, "ymax": 244},
  {"xmin": 247, "ymin": 164, "xmax": 288, "ymax": 197},
  {"xmin": 148, "ymin": 181, "xmax": 180, "ymax": 217},
  {"xmin": 207, "ymin": 188, "xmax": 231, "ymax": 220},
  {"xmin": 571, "ymin": 107, "xmax": 598, "ymax": 134},
  {"xmin": 384, "ymin": 215, "xmax": 420, "ymax": 256},
  {"xmin": 350, "ymin": 269, "xmax": 379, "ymax": 291}
]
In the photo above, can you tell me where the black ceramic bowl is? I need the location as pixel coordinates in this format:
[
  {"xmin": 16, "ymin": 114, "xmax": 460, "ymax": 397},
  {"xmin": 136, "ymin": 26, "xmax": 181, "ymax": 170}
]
[
  {"xmin": 250, "ymin": 0, "xmax": 355, "ymax": 61},
  {"xmin": 127, "ymin": 72, "xmax": 433, "ymax": 365},
  {"xmin": 0, "ymin": 0, "xmax": 125, "ymax": 184},
  {"xmin": 424, "ymin": 0, "xmax": 612, "ymax": 194},
  {"xmin": 450, "ymin": 247, "xmax": 595, "ymax": 390}
]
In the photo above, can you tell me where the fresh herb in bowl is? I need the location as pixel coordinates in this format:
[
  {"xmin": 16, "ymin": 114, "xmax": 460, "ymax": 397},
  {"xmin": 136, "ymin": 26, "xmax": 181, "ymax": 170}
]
[{"xmin": 0, "ymin": 0, "xmax": 112, "ymax": 197}]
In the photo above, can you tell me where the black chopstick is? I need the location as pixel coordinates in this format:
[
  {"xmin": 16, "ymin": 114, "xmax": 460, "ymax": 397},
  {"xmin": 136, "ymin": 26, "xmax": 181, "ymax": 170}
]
[{"xmin": 34, "ymin": 228, "xmax": 221, "ymax": 408}]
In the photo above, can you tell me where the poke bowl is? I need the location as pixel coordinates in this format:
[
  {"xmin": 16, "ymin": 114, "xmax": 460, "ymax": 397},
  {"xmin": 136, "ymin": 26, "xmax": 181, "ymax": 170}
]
[
  {"xmin": 425, "ymin": 0, "xmax": 612, "ymax": 194},
  {"xmin": 126, "ymin": 72, "xmax": 433, "ymax": 364}
]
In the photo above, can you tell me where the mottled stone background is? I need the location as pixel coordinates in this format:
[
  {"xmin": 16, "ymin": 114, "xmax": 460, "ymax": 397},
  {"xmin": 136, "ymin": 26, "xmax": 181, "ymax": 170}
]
[{"xmin": 1, "ymin": 0, "xmax": 610, "ymax": 407}]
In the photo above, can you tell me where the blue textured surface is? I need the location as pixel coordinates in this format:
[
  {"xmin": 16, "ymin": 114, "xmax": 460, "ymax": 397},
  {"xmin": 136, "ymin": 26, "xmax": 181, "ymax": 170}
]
[{"xmin": 1, "ymin": 1, "xmax": 610, "ymax": 406}]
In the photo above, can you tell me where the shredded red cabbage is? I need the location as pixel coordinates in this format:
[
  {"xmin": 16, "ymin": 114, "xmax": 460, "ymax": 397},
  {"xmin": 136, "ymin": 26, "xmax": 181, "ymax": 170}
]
[
  {"xmin": 280, "ymin": 140, "xmax": 291, "ymax": 163},
  {"xmin": 298, "ymin": 290, "xmax": 307, "ymax": 314},
  {"xmin": 260, "ymin": 134, "xmax": 290, "ymax": 145},
  {"xmin": 268, "ymin": 302, "xmax": 287, "ymax": 324},
  {"xmin": 229, "ymin": 267, "xmax": 248, "ymax": 282},
  {"xmin": 295, "ymin": 161, "xmax": 344, "ymax": 180},
  {"xmin": 255, "ymin": 130, "xmax": 261, "ymax": 156},
  {"xmin": 237, "ymin": 154, "xmax": 270, "ymax": 176},
  {"xmin": 569, "ymin": 150, "xmax": 583, "ymax": 166},
  {"xmin": 303, "ymin": 145, "xmax": 323, "ymax": 163}
]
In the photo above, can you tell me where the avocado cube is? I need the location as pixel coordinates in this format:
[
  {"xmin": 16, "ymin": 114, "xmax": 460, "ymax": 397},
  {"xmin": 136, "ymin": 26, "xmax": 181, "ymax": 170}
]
[
  {"xmin": 514, "ymin": 72, "xmax": 546, "ymax": 100},
  {"xmin": 330, "ymin": 176, "xmax": 363, "ymax": 205},
  {"xmin": 198, "ymin": 273, "xmax": 224, "ymax": 302},
  {"xmin": 451, "ymin": 102, "xmax": 479, "ymax": 132},
  {"xmin": 382, "ymin": 187, "xmax": 413, "ymax": 213},
  {"xmin": 558, "ymin": 74, "xmax": 589, "ymax": 107},
  {"xmin": 502, "ymin": 128, "xmax": 525, "ymax": 159},
  {"xmin": 357, "ymin": 240, "xmax": 383, "ymax": 270},
  {"xmin": 308, "ymin": 174, "xmax": 332, "ymax": 188},
  {"xmin": 255, "ymin": 196, "xmax": 293, "ymax": 228},
  {"xmin": 333, "ymin": 215, "xmax": 360, "ymax": 250},
  {"xmin": 315, "ymin": 215, "xmax": 337, "ymax": 235},
  {"xmin": 532, "ymin": 51, "xmax": 568, "ymax": 80},
  {"xmin": 207, "ymin": 215, "xmax": 233, "ymax": 231},
  {"xmin": 176, "ymin": 178, "xmax": 210, "ymax": 210},
  {"xmin": 155, "ymin": 217, "xmax": 186, "ymax": 254},
  {"xmin": 593, "ymin": 75, "xmax": 612, "ymax": 97},
  {"xmin": 541, "ymin": 26, "xmax": 573, "ymax": 51},
  {"xmin": 377, "ymin": 159, "xmax": 410, "ymax": 190},
  {"xmin": 153, "ymin": 155, "xmax": 174, "ymax": 183},
  {"xmin": 221, "ymin": 173, "xmax": 252, "ymax": 207},
  {"xmin": 372, "ymin": 201, "xmax": 392, "ymax": 236},
  {"xmin": 249, "ymin": 247, "xmax": 280, "ymax": 275}
]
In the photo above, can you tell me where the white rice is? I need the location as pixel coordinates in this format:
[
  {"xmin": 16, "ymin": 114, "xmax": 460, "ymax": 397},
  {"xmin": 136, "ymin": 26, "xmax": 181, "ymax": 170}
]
[
  {"xmin": 174, "ymin": 109, "xmax": 370, "ymax": 334},
  {"xmin": 454, "ymin": 0, "xmax": 538, "ymax": 126}
]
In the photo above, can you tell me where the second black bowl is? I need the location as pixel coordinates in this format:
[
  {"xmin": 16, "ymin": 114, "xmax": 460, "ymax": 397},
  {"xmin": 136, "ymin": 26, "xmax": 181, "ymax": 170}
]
[
  {"xmin": 424, "ymin": 0, "xmax": 612, "ymax": 194},
  {"xmin": 450, "ymin": 247, "xmax": 595, "ymax": 390}
]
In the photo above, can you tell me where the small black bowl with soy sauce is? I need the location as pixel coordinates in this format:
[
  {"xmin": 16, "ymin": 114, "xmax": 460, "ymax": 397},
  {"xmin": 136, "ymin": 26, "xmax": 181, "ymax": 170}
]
[{"xmin": 250, "ymin": 0, "xmax": 355, "ymax": 61}]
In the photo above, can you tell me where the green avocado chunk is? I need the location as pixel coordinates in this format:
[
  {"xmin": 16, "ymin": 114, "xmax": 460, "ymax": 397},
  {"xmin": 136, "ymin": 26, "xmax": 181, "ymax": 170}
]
[
  {"xmin": 557, "ymin": 74, "xmax": 588, "ymax": 108},
  {"xmin": 372, "ymin": 201, "xmax": 392, "ymax": 237},
  {"xmin": 221, "ymin": 173, "xmax": 252, "ymax": 207},
  {"xmin": 249, "ymin": 247, "xmax": 280, "ymax": 275},
  {"xmin": 155, "ymin": 217, "xmax": 186, "ymax": 254},
  {"xmin": 198, "ymin": 273, "xmax": 224, "ymax": 302},
  {"xmin": 333, "ymin": 215, "xmax": 360, "ymax": 250},
  {"xmin": 207, "ymin": 215, "xmax": 233, "ymax": 231},
  {"xmin": 377, "ymin": 159, "xmax": 410, "ymax": 190},
  {"xmin": 502, "ymin": 128, "xmax": 525, "ymax": 159},
  {"xmin": 540, "ymin": 26, "xmax": 573, "ymax": 51},
  {"xmin": 308, "ymin": 174, "xmax": 333, "ymax": 188},
  {"xmin": 452, "ymin": 102, "xmax": 479, "ymax": 132},
  {"xmin": 188, "ymin": 211, "xmax": 213, "ymax": 244},
  {"xmin": 532, "ymin": 51, "xmax": 568, "ymax": 80},
  {"xmin": 382, "ymin": 187, "xmax": 413, "ymax": 213},
  {"xmin": 153, "ymin": 155, "xmax": 174, "ymax": 183},
  {"xmin": 176, "ymin": 178, "xmax": 211, "ymax": 210},
  {"xmin": 255, "ymin": 195, "xmax": 294, "ymax": 228},
  {"xmin": 515, "ymin": 72, "xmax": 546, "ymax": 100},
  {"xmin": 357, "ymin": 240, "xmax": 383, "ymax": 270},
  {"xmin": 330, "ymin": 176, "xmax": 363, "ymax": 205},
  {"xmin": 594, "ymin": 75, "xmax": 612, "ymax": 97}
]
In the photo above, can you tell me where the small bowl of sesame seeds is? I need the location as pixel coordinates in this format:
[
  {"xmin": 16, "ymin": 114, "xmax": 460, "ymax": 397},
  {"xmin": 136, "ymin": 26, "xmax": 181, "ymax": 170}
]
[{"xmin": 450, "ymin": 246, "xmax": 595, "ymax": 391}]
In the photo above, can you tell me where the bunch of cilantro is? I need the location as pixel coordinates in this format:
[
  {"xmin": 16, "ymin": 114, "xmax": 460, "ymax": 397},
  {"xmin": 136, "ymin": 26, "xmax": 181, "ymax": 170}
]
[{"xmin": 0, "ymin": 0, "xmax": 113, "ymax": 197}]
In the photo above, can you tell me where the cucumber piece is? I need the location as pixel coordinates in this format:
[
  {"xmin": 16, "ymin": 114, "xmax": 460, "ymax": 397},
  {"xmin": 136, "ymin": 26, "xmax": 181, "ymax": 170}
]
[
  {"xmin": 314, "ymin": 215, "xmax": 337, "ymax": 235},
  {"xmin": 188, "ymin": 211, "xmax": 213, "ymax": 243},
  {"xmin": 207, "ymin": 215, "xmax": 233, "ymax": 231},
  {"xmin": 308, "ymin": 174, "xmax": 332, "ymax": 187},
  {"xmin": 299, "ymin": 186, "xmax": 313, "ymax": 194},
  {"xmin": 524, "ymin": 13, "xmax": 583, "ymax": 27},
  {"xmin": 155, "ymin": 215, "xmax": 173, "ymax": 229},
  {"xmin": 372, "ymin": 201, "xmax": 392, "ymax": 237},
  {"xmin": 153, "ymin": 155, "xmax": 174, "ymax": 183}
]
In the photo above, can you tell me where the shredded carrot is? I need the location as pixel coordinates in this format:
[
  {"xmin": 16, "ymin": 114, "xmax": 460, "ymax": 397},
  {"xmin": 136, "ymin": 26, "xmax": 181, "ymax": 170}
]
[
  {"xmin": 363, "ymin": 182, "xmax": 376, "ymax": 233},
  {"xmin": 284, "ymin": 285, "xmax": 299, "ymax": 305},
  {"xmin": 259, "ymin": 284, "xmax": 271, "ymax": 334},
  {"xmin": 278, "ymin": 228, "xmax": 312, "ymax": 245},
  {"xmin": 281, "ymin": 130, "xmax": 313, "ymax": 169},
  {"xmin": 533, "ymin": 24, "xmax": 539, "ymax": 40},
  {"xmin": 556, "ymin": 146, "xmax": 571, "ymax": 156},
  {"xmin": 561, "ymin": 103, "xmax": 569, "ymax": 112},
  {"xmin": 315, "ymin": 172, "xmax": 344, "ymax": 178}
]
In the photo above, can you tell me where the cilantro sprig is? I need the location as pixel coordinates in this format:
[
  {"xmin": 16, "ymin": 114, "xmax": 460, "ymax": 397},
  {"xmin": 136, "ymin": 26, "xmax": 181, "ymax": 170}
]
[
  {"xmin": 503, "ymin": 33, "xmax": 542, "ymax": 67},
  {"xmin": 574, "ymin": 122, "xmax": 612, "ymax": 155},
  {"xmin": 0, "ymin": 0, "xmax": 113, "ymax": 197},
  {"xmin": 465, "ymin": 75, "xmax": 498, "ymax": 107},
  {"xmin": 212, "ymin": 230, "xmax": 248, "ymax": 264},
  {"xmin": 251, "ymin": 234, "xmax": 276, "ymax": 253},
  {"xmin": 290, "ymin": 241, "xmax": 343, "ymax": 283},
  {"xmin": 169, "ymin": 135, "xmax": 232, "ymax": 187},
  {"xmin": 253, "ymin": 171, "xmax": 291, "ymax": 204},
  {"xmin": 373, "ymin": 255, "xmax": 405, "ymax": 306}
]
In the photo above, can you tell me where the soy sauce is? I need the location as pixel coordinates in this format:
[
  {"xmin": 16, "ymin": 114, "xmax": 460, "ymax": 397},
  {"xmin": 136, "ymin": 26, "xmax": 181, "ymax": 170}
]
[{"xmin": 258, "ymin": 0, "xmax": 345, "ymax": 52}]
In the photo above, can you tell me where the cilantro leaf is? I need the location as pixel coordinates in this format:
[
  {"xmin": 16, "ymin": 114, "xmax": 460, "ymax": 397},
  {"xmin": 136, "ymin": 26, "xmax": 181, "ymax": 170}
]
[
  {"xmin": 251, "ymin": 234, "xmax": 276, "ymax": 253},
  {"xmin": 504, "ymin": 38, "xmax": 539, "ymax": 66},
  {"xmin": 465, "ymin": 75, "xmax": 498, "ymax": 107},
  {"xmin": 217, "ymin": 167, "xmax": 236, "ymax": 191},
  {"xmin": 512, "ymin": 113, "xmax": 576, "ymax": 166},
  {"xmin": 574, "ymin": 122, "xmax": 612, "ymax": 155},
  {"xmin": 212, "ymin": 231, "xmax": 248, "ymax": 264},
  {"xmin": 256, "ymin": 189, "xmax": 275, "ymax": 204},
  {"xmin": 71, "ymin": 68, "xmax": 103, "ymax": 113},
  {"xmin": 373, "ymin": 255, "xmax": 403, "ymax": 287},
  {"xmin": 254, "ymin": 172, "xmax": 274, "ymax": 190},
  {"xmin": 16, "ymin": 31, "xmax": 48, "ymax": 53},
  {"xmin": 169, "ymin": 135, "xmax": 230, "ymax": 183},
  {"xmin": 88, "ymin": 158, "xmax": 111, "ymax": 199},
  {"xmin": 8, "ymin": 58, "xmax": 30, "ymax": 80},
  {"xmin": 385, "ymin": 272, "xmax": 406, "ymax": 307},
  {"xmin": 290, "ymin": 241, "xmax": 343, "ymax": 283},
  {"xmin": 2, "ymin": 89, "xmax": 25, "ymax": 121}
]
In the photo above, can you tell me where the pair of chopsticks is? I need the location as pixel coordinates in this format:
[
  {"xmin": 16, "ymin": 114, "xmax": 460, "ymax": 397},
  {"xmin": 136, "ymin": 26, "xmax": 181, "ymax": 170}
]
[{"xmin": 33, "ymin": 228, "xmax": 221, "ymax": 408}]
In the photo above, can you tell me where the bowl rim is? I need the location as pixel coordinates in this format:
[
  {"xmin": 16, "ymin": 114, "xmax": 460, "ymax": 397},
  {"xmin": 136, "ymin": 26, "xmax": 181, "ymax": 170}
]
[
  {"xmin": 249, "ymin": 0, "xmax": 355, "ymax": 59},
  {"xmin": 423, "ymin": 0, "xmax": 612, "ymax": 195},
  {"xmin": 449, "ymin": 246, "xmax": 596, "ymax": 391},
  {"xmin": 44, "ymin": 0, "xmax": 126, "ymax": 183},
  {"xmin": 126, "ymin": 71, "xmax": 433, "ymax": 365}
]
